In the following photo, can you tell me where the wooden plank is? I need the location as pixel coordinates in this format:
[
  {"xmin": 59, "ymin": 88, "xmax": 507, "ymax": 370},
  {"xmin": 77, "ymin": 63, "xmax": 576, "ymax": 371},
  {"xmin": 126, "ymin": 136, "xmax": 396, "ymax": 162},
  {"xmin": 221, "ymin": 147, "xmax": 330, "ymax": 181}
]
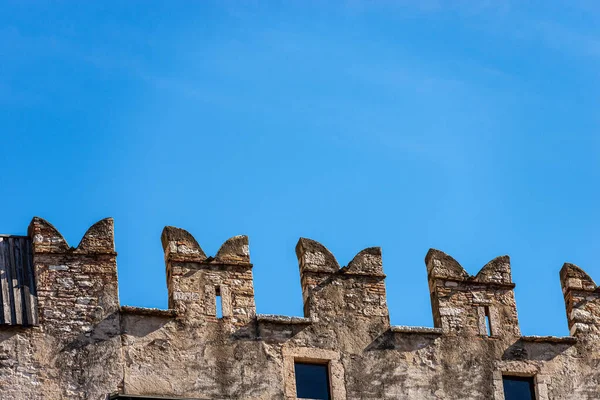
[
  {"xmin": 0, "ymin": 238, "xmax": 38, "ymax": 326},
  {"xmin": 4, "ymin": 238, "xmax": 16, "ymax": 325},
  {"xmin": 22, "ymin": 239, "xmax": 37, "ymax": 325},
  {"xmin": 15, "ymin": 238, "xmax": 28, "ymax": 325},
  {"xmin": 0, "ymin": 239, "xmax": 7, "ymax": 324},
  {"xmin": 19, "ymin": 239, "xmax": 30, "ymax": 325},
  {"xmin": 16, "ymin": 238, "xmax": 25, "ymax": 325},
  {"xmin": 2, "ymin": 238, "xmax": 13, "ymax": 325},
  {"xmin": 30, "ymin": 238, "xmax": 39, "ymax": 325},
  {"xmin": 8, "ymin": 237, "xmax": 22, "ymax": 325}
]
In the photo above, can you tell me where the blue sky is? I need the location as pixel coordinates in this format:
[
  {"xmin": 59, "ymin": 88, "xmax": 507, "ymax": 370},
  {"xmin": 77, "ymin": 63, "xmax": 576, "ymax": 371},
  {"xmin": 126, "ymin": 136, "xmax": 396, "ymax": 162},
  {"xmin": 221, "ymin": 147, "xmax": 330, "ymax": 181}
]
[{"xmin": 1, "ymin": 1, "xmax": 599, "ymax": 336}]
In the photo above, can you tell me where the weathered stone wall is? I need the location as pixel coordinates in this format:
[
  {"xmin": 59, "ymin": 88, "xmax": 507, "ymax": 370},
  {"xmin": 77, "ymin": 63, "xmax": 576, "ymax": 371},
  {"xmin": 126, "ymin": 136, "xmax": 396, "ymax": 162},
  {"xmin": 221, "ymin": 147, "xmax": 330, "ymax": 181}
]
[{"xmin": 1, "ymin": 217, "xmax": 599, "ymax": 399}]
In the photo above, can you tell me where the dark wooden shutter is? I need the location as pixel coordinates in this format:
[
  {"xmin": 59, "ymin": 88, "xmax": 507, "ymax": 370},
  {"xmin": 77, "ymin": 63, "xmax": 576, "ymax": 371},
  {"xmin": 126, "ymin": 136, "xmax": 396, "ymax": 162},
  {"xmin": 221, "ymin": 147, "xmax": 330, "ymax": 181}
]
[{"xmin": 0, "ymin": 236, "xmax": 38, "ymax": 326}]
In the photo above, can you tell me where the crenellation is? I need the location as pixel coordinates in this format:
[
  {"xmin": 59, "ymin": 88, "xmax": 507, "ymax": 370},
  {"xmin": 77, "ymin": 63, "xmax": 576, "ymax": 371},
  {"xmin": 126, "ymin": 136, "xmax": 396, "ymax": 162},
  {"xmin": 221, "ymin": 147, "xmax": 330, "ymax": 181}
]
[
  {"xmin": 1, "ymin": 217, "xmax": 599, "ymax": 399},
  {"xmin": 426, "ymin": 249, "xmax": 520, "ymax": 338},
  {"xmin": 161, "ymin": 226, "xmax": 207, "ymax": 261},
  {"xmin": 560, "ymin": 262, "xmax": 600, "ymax": 337},
  {"xmin": 425, "ymin": 248, "xmax": 469, "ymax": 281},
  {"xmin": 296, "ymin": 238, "xmax": 389, "ymax": 328},
  {"xmin": 475, "ymin": 255, "xmax": 512, "ymax": 285},
  {"xmin": 75, "ymin": 218, "xmax": 115, "ymax": 253},
  {"xmin": 214, "ymin": 235, "xmax": 250, "ymax": 264},
  {"xmin": 162, "ymin": 227, "xmax": 256, "ymax": 330},
  {"xmin": 343, "ymin": 247, "xmax": 385, "ymax": 276},
  {"xmin": 30, "ymin": 218, "xmax": 119, "ymax": 338},
  {"xmin": 28, "ymin": 217, "xmax": 70, "ymax": 253}
]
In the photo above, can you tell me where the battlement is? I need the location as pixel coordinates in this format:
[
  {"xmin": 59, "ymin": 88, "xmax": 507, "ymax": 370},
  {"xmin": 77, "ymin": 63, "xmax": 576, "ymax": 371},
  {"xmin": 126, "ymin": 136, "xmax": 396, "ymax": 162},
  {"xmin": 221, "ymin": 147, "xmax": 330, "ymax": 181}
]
[
  {"xmin": 426, "ymin": 249, "xmax": 520, "ymax": 337},
  {"xmin": 1, "ymin": 217, "xmax": 593, "ymax": 339},
  {"xmin": 3, "ymin": 217, "xmax": 600, "ymax": 400},
  {"xmin": 560, "ymin": 262, "xmax": 600, "ymax": 337}
]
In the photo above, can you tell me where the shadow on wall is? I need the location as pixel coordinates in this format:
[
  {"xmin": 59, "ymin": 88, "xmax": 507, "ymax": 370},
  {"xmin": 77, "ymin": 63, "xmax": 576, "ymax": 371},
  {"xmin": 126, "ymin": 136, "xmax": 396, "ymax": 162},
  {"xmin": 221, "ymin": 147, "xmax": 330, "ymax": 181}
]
[
  {"xmin": 502, "ymin": 339, "xmax": 575, "ymax": 362},
  {"xmin": 365, "ymin": 329, "xmax": 440, "ymax": 352}
]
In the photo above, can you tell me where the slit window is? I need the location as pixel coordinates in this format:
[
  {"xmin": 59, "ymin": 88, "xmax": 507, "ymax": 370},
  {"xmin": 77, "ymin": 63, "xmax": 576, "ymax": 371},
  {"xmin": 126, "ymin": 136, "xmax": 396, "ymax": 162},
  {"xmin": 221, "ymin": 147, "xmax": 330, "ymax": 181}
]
[
  {"xmin": 294, "ymin": 362, "xmax": 331, "ymax": 400},
  {"xmin": 484, "ymin": 306, "xmax": 492, "ymax": 336},
  {"xmin": 215, "ymin": 286, "xmax": 223, "ymax": 319},
  {"xmin": 502, "ymin": 375, "xmax": 536, "ymax": 400}
]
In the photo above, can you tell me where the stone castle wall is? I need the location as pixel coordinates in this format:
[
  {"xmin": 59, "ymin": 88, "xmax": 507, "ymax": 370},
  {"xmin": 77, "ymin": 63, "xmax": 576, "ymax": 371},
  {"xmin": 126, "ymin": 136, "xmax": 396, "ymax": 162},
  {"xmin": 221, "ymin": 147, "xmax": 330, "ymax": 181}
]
[{"xmin": 0, "ymin": 217, "xmax": 599, "ymax": 399}]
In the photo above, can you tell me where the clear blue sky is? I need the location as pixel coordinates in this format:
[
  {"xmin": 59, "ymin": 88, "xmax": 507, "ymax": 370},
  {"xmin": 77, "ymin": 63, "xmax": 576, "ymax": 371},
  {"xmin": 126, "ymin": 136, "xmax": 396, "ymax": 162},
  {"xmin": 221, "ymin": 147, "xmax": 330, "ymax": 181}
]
[{"xmin": 1, "ymin": 1, "xmax": 599, "ymax": 336}]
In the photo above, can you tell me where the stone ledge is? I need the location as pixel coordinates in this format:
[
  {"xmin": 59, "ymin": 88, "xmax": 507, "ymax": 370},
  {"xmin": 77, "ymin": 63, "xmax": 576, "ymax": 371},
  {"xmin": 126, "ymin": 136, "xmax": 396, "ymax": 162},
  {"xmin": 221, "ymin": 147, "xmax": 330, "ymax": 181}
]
[
  {"xmin": 257, "ymin": 314, "xmax": 312, "ymax": 324},
  {"xmin": 429, "ymin": 275, "xmax": 517, "ymax": 289},
  {"xmin": 120, "ymin": 306, "xmax": 177, "ymax": 318},
  {"xmin": 520, "ymin": 335, "xmax": 577, "ymax": 344},
  {"xmin": 167, "ymin": 254, "xmax": 253, "ymax": 267},
  {"xmin": 338, "ymin": 266, "xmax": 387, "ymax": 278},
  {"xmin": 391, "ymin": 325, "xmax": 444, "ymax": 335},
  {"xmin": 110, "ymin": 394, "xmax": 208, "ymax": 400}
]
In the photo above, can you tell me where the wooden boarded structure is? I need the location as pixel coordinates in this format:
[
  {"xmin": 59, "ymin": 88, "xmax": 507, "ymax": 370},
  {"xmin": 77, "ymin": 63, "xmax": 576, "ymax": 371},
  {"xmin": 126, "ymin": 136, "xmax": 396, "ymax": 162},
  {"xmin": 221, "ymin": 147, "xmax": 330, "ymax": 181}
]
[{"xmin": 0, "ymin": 236, "xmax": 37, "ymax": 325}]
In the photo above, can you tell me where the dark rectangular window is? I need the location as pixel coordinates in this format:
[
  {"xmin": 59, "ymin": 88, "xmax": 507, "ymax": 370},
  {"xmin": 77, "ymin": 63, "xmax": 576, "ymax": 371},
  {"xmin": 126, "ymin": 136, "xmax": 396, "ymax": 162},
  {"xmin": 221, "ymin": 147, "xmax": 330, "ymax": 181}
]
[
  {"xmin": 503, "ymin": 375, "xmax": 536, "ymax": 400},
  {"xmin": 294, "ymin": 362, "xmax": 331, "ymax": 400}
]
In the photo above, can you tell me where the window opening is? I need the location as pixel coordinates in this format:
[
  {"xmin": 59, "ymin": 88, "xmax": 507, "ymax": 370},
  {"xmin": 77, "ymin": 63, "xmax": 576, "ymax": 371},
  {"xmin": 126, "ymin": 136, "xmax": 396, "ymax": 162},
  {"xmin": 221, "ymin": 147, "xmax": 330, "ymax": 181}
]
[
  {"xmin": 215, "ymin": 286, "xmax": 223, "ymax": 319},
  {"xmin": 294, "ymin": 362, "xmax": 331, "ymax": 400},
  {"xmin": 485, "ymin": 306, "xmax": 492, "ymax": 336},
  {"xmin": 502, "ymin": 375, "xmax": 536, "ymax": 400}
]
